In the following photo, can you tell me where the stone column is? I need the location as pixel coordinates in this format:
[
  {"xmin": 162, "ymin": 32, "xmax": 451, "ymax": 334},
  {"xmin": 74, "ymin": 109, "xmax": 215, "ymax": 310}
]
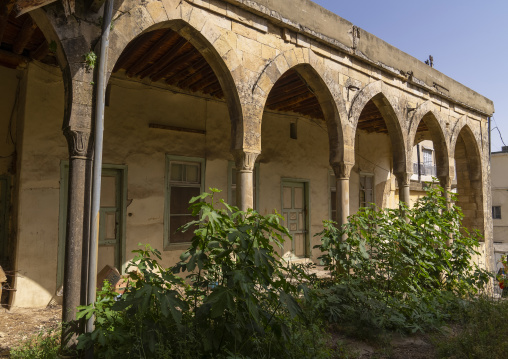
[
  {"xmin": 395, "ymin": 172, "xmax": 411, "ymax": 206},
  {"xmin": 62, "ymin": 127, "xmax": 93, "ymax": 347},
  {"xmin": 233, "ymin": 149, "xmax": 260, "ymax": 211},
  {"xmin": 439, "ymin": 175, "xmax": 453, "ymax": 246},
  {"xmin": 332, "ymin": 162, "xmax": 353, "ymax": 227},
  {"xmin": 439, "ymin": 175, "xmax": 452, "ymax": 210}
]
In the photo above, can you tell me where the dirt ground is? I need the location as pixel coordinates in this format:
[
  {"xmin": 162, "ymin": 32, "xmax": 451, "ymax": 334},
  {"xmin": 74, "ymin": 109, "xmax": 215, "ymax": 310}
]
[
  {"xmin": 337, "ymin": 333, "xmax": 438, "ymax": 359},
  {"xmin": 0, "ymin": 305, "xmax": 439, "ymax": 358},
  {"xmin": 0, "ymin": 305, "xmax": 61, "ymax": 358}
]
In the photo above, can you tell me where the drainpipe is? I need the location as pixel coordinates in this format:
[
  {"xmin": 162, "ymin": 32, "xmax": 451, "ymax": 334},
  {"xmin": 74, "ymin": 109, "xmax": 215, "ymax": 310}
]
[
  {"xmin": 488, "ymin": 117, "xmax": 491, "ymax": 162},
  {"xmin": 416, "ymin": 144, "xmax": 421, "ymax": 182},
  {"xmin": 85, "ymin": 0, "xmax": 114, "ymax": 354}
]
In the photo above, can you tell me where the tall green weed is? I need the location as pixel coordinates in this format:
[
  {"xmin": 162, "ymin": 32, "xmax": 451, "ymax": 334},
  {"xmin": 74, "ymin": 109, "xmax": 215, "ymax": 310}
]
[{"xmin": 314, "ymin": 185, "xmax": 491, "ymax": 334}]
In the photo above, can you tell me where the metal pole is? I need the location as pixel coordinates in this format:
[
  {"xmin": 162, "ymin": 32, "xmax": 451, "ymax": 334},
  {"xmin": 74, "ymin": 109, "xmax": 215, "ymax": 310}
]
[
  {"xmin": 86, "ymin": 0, "xmax": 114, "ymax": 354},
  {"xmin": 416, "ymin": 144, "xmax": 421, "ymax": 182}
]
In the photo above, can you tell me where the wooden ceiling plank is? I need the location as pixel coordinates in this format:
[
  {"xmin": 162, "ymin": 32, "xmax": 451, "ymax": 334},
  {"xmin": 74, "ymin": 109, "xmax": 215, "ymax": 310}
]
[
  {"xmin": 190, "ymin": 71, "xmax": 219, "ymax": 92},
  {"xmin": 271, "ymin": 76, "xmax": 302, "ymax": 91},
  {"xmin": 266, "ymin": 84, "xmax": 310, "ymax": 105},
  {"xmin": 138, "ymin": 37, "xmax": 188, "ymax": 79},
  {"xmin": 13, "ymin": 0, "xmax": 56, "ymax": 16},
  {"xmin": 268, "ymin": 92, "xmax": 315, "ymax": 110},
  {"xmin": 202, "ymin": 81, "xmax": 222, "ymax": 94},
  {"xmin": 0, "ymin": 0, "xmax": 8, "ymax": 44},
  {"xmin": 151, "ymin": 48, "xmax": 200, "ymax": 82},
  {"xmin": 177, "ymin": 62, "xmax": 211, "ymax": 88},
  {"xmin": 30, "ymin": 39, "xmax": 48, "ymax": 60},
  {"xmin": 13, "ymin": 15, "xmax": 36, "ymax": 54},
  {"xmin": 292, "ymin": 101, "xmax": 322, "ymax": 113},
  {"xmin": 0, "ymin": 47, "xmax": 27, "ymax": 67},
  {"xmin": 113, "ymin": 37, "xmax": 143, "ymax": 71},
  {"xmin": 166, "ymin": 57, "xmax": 208, "ymax": 86},
  {"xmin": 125, "ymin": 30, "xmax": 177, "ymax": 77}
]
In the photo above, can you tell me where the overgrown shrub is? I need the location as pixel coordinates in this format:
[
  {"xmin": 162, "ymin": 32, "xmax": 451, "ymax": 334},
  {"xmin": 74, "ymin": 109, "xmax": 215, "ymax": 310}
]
[
  {"xmin": 10, "ymin": 325, "xmax": 60, "ymax": 359},
  {"xmin": 77, "ymin": 189, "xmax": 332, "ymax": 358},
  {"xmin": 435, "ymin": 297, "xmax": 508, "ymax": 359},
  {"xmin": 314, "ymin": 184, "xmax": 491, "ymax": 334}
]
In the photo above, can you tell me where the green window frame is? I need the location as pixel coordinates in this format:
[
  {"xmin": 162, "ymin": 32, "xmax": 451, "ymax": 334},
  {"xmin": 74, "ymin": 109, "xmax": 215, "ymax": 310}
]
[
  {"xmin": 359, "ymin": 173, "xmax": 374, "ymax": 208},
  {"xmin": 227, "ymin": 161, "xmax": 260, "ymax": 210},
  {"xmin": 164, "ymin": 155, "xmax": 205, "ymax": 249}
]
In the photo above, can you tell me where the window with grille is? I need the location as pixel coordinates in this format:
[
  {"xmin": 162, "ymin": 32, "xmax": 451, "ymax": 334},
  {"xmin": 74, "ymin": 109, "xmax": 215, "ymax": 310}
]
[
  {"xmin": 359, "ymin": 174, "xmax": 374, "ymax": 208},
  {"xmin": 165, "ymin": 156, "xmax": 204, "ymax": 247},
  {"xmin": 493, "ymin": 206, "xmax": 502, "ymax": 219}
]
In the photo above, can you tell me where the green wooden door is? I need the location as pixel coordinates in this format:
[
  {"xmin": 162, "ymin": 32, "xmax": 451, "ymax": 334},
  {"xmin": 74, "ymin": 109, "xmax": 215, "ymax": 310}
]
[
  {"xmin": 58, "ymin": 164, "xmax": 126, "ymax": 288},
  {"xmin": 282, "ymin": 181, "xmax": 307, "ymax": 257},
  {"xmin": 97, "ymin": 169, "xmax": 123, "ymax": 271}
]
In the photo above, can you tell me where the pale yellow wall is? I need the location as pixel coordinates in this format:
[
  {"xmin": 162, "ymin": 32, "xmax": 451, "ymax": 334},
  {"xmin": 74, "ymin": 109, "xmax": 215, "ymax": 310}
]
[
  {"xmin": 491, "ymin": 153, "xmax": 508, "ymax": 243},
  {"xmin": 13, "ymin": 62, "xmax": 66, "ymax": 308},
  {"xmin": 353, "ymin": 131, "xmax": 394, "ymax": 210},
  {"xmin": 11, "ymin": 66, "xmax": 404, "ymax": 307}
]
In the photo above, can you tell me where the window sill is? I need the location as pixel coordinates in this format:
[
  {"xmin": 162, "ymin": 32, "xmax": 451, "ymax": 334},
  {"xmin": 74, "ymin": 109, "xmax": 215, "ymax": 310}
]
[{"xmin": 164, "ymin": 242, "xmax": 192, "ymax": 251}]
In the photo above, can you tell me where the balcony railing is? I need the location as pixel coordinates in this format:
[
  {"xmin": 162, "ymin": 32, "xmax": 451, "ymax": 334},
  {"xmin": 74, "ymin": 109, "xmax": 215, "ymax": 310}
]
[{"xmin": 413, "ymin": 162, "xmax": 436, "ymax": 177}]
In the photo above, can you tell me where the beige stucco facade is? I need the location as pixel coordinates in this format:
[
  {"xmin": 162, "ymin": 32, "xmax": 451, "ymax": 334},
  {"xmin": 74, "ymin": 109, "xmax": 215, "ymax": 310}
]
[
  {"xmin": 491, "ymin": 149, "xmax": 508, "ymax": 274},
  {"xmin": 0, "ymin": 0, "xmax": 494, "ymax": 309}
]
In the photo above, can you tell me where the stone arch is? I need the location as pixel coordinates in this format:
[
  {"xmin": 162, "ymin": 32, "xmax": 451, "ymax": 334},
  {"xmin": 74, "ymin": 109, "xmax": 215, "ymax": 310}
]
[
  {"xmin": 408, "ymin": 101, "xmax": 451, "ymax": 178},
  {"xmin": 105, "ymin": 6, "xmax": 243, "ymax": 150},
  {"xmin": 29, "ymin": 8, "xmax": 77, "ymax": 131},
  {"xmin": 349, "ymin": 80, "xmax": 408, "ymax": 174},
  {"xmin": 452, "ymin": 123, "xmax": 484, "ymax": 235},
  {"xmin": 252, "ymin": 48, "xmax": 350, "ymax": 165}
]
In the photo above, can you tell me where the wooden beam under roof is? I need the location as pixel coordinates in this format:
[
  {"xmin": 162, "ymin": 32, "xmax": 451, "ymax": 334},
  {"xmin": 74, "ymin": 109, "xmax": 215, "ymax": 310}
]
[
  {"xmin": 0, "ymin": 47, "xmax": 28, "ymax": 67},
  {"xmin": 13, "ymin": 15, "xmax": 36, "ymax": 54},
  {"xmin": 29, "ymin": 38, "xmax": 47, "ymax": 59},
  {"xmin": 125, "ymin": 30, "xmax": 178, "ymax": 77},
  {"xmin": 13, "ymin": 0, "xmax": 57, "ymax": 16},
  {"xmin": 190, "ymin": 71, "xmax": 219, "ymax": 92},
  {"xmin": 137, "ymin": 37, "xmax": 188, "ymax": 79},
  {"xmin": 175, "ymin": 60, "xmax": 210, "ymax": 88},
  {"xmin": 151, "ymin": 47, "xmax": 200, "ymax": 82},
  {"xmin": 0, "ymin": 0, "xmax": 8, "ymax": 44},
  {"xmin": 269, "ymin": 92, "xmax": 316, "ymax": 110}
]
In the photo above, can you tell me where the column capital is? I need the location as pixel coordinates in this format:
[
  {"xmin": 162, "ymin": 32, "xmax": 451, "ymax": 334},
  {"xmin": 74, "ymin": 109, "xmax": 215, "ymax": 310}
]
[
  {"xmin": 438, "ymin": 175, "xmax": 452, "ymax": 189},
  {"xmin": 331, "ymin": 162, "xmax": 353, "ymax": 180},
  {"xmin": 63, "ymin": 127, "xmax": 93, "ymax": 160},
  {"xmin": 395, "ymin": 172, "xmax": 412, "ymax": 187},
  {"xmin": 232, "ymin": 149, "xmax": 260, "ymax": 172}
]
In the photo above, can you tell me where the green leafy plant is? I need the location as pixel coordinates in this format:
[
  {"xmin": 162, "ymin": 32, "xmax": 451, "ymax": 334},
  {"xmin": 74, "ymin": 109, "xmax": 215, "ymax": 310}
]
[
  {"xmin": 77, "ymin": 189, "xmax": 332, "ymax": 358},
  {"xmin": 48, "ymin": 40, "xmax": 57, "ymax": 54},
  {"xmin": 435, "ymin": 297, "xmax": 508, "ymax": 359},
  {"xmin": 10, "ymin": 325, "xmax": 61, "ymax": 359},
  {"xmin": 84, "ymin": 51, "xmax": 97, "ymax": 70},
  {"xmin": 313, "ymin": 184, "xmax": 492, "ymax": 334}
]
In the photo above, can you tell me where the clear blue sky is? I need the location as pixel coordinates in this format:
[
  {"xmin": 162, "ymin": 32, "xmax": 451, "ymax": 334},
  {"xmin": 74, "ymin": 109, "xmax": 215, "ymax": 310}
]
[{"xmin": 312, "ymin": 0, "xmax": 508, "ymax": 152}]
